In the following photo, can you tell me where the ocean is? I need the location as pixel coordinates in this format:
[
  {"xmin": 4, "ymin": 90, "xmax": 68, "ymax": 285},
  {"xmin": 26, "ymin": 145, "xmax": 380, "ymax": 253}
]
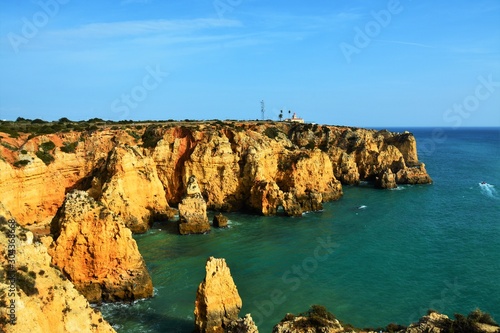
[{"xmin": 100, "ymin": 127, "xmax": 500, "ymax": 333}]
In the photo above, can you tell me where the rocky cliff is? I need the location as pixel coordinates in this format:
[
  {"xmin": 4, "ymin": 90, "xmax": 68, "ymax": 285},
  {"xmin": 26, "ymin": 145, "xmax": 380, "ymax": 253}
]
[
  {"xmin": 0, "ymin": 207, "xmax": 115, "ymax": 333},
  {"xmin": 0, "ymin": 121, "xmax": 432, "ymax": 229},
  {"xmin": 49, "ymin": 191, "xmax": 153, "ymax": 303}
]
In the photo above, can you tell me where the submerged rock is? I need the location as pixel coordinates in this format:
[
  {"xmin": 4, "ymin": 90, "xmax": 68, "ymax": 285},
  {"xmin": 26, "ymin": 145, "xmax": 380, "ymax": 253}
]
[
  {"xmin": 179, "ymin": 176, "xmax": 211, "ymax": 235},
  {"xmin": 49, "ymin": 190, "xmax": 153, "ymax": 303}
]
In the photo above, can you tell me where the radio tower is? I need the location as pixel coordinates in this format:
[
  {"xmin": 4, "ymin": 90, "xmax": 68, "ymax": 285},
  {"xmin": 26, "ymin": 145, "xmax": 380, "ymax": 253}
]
[{"xmin": 261, "ymin": 100, "xmax": 265, "ymax": 120}]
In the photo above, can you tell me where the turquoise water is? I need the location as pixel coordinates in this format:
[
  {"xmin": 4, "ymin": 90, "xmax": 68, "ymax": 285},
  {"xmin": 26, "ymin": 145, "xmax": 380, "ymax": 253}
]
[{"xmin": 101, "ymin": 128, "xmax": 500, "ymax": 332}]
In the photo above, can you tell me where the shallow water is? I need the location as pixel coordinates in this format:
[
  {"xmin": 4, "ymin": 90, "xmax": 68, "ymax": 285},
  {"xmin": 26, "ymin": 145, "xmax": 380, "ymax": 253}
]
[{"xmin": 101, "ymin": 128, "xmax": 500, "ymax": 332}]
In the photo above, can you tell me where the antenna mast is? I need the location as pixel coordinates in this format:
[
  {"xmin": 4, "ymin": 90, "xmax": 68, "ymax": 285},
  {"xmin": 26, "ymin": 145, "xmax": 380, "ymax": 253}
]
[{"xmin": 261, "ymin": 100, "xmax": 265, "ymax": 120}]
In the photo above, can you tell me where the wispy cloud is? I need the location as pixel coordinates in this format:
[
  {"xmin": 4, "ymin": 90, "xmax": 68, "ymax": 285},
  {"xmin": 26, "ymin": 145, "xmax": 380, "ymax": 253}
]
[
  {"xmin": 49, "ymin": 18, "xmax": 242, "ymax": 39},
  {"xmin": 373, "ymin": 39, "xmax": 435, "ymax": 48},
  {"xmin": 121, "ymin": 0, "xmax": 151, "ymax": 4}
]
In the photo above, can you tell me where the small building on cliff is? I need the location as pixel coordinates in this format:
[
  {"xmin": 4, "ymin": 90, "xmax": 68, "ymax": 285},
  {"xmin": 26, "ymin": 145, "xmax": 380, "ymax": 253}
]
[{"xmin": 285, "ymin": 112, "xmax": 305, "ymax": 123}]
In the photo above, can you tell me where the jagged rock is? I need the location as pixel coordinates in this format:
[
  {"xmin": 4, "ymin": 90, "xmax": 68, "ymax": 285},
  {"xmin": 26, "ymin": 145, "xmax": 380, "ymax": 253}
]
[
  {"xmin": 272, "ymin": 309, "xmax": 344, "ymax": 333},
  {"xmin": 194, "ymin": 257, "xmax": 243, "ymax": 332},
  {"xmin": 213, "ymin": 213, "xmax": 228, "ymax": 228},
  {"xmin": 0, "ymin": 214, "xmax": 116, "ymax": 333},
  {"xmin": 396, "ymin": 163, "xmax": 433, "ymax": 184},
  {"xmin": 375, "ymin": 169, "xmax": 397, "ymax": 189},
  {"xmin": 227, "ymin": 314, "xmax": 259, "ymax": 333},
  {"xmin": 249, "ymin": 181, "xmax": 283, "ymax": 216},
  {"xmin": 402, "ymin": 312, "xmax": 449, "ymax": 333},
  {"xmin": 95, "ymin": 145, "xmax": 172, "ymax": 233},
  {"xmin": 49, "ymin": 190, "xmax": 153, "ymax": 303},
  {"xmin": 179, "ymin": 176, "xmax": 211, "ymax": 235},
  {"xmin": 282, "ymin": 191, "xmax": 303, "ymax": 217}
]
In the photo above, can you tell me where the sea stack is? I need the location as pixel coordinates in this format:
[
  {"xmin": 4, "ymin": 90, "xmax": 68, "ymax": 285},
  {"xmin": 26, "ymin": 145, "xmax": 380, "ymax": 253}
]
[
  {"xmin": 194, "ymin": 257, "xmax": 258, "ymax": 333},
  {"xmin": 178, "ymin": 175, "xmax": 211, "ymax": 235},
  {"xmin": 49, "ymin": 190, "xmax": 154, "ymax": 303}
]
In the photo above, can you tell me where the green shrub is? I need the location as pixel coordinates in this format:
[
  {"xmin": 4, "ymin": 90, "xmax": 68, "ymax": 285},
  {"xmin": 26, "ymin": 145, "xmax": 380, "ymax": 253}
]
[
  {"xmin": 127, "ymin": 130, "xmax": 141, "ymax": 140},
  {"xmin": 36, "ymin": 151, "xmax": 55, "ymax": 165},
  {"xmin": 1, "ymin": 142, "xmax": 17, "ymax": 151},
  {"xmin": 20, "ymin": 149, "xmax": 27, "ymax": 154},
  {"xmin": 60, "ymin": 141, "xmax": 78, "ymax": 153},
  {"xmin": 13, "ymin": 160, "xmax": 30, "ymax": 168},
  {"xmin": 16, "ymin": 271, "xmax": 38, "ymax": 296},
  {"xmin": 40, "ymin": 141, "xmax": 55, "ymax": 152},
  {"xmin": 264, "ymin": 126, "xmax": 281, "ymax": 140}
]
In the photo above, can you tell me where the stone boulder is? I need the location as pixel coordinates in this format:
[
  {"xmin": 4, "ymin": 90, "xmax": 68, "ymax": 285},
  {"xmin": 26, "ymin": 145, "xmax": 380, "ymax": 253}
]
[
  {"xmin": 213, "ymin": 213, "xmax": 228, "ymax": 228},
  {"xmin": 49, "ymin": 190, "xmax": 153, "ymax": 303},
  {"xmin": 375, "ymin": 169, "xmax": 397, "ymax": 189},
  {"xmin": 178, "ymin": 176, "xmax": 211, "ymax": 235},
  {"xmin": 227, "ymin": 314, "xmax": 259, "ymax": 333},
  {"xmin": 194, "ymin": 257, "xmax": 243, "ymax": 332}
]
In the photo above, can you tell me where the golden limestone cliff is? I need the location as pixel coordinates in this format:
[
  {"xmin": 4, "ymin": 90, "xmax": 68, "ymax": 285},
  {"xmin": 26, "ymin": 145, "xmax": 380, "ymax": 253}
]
[
  {"xmin": 49, "ymin": 191, "xmax": 153, "ymax": 303},
  {"xmin": 0, "ymin": 204, "xmax": 115, "ymax": 333},
  {"xmin": 0, "ymin": 122, "xmax": 432, "ymax": 229}
]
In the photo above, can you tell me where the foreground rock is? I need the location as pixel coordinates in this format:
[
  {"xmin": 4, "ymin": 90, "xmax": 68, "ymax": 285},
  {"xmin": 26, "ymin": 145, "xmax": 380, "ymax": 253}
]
[
  {"xmin": 272, "ymin": 306, "xmax": 500, "ymax": 333},
  {"xmin": 194, "ymin": 257, "xmax": 258, "ymax": 333},
  {"xmin": 272, "ymin": 305, "xmax": 344, "ymax": 333},
  {"xmin": 49, "ymin": 191, "xmax": 153, "ymax": 303},
  {"xmin": 179, "ymin": 175, "xmax": 211, "ymax": 235},
  {"xmin": 0, "ymin": 209, "xmax": 115, "ymax": 333}
]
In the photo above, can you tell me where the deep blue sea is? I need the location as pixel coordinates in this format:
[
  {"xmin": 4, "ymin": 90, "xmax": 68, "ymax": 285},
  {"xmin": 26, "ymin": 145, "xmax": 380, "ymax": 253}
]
[{"xmin": 100, "ymin": 128, "xmax": 500, "ymax": 333}]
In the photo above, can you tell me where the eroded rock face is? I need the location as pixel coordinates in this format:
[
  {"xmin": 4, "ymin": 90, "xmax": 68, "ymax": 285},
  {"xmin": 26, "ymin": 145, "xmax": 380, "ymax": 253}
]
[
  {"xmin": 49, "ymin": 191, "xmax": 153, "ymax": 303},
  {"xmin": 178, "ymin": 175, "xmax": 211, "ymax": 235},
  {"xmin": 93, "ymin": 145, "xmax": 172, "ymax": 233},
  {"xmin": 227, "ymin": 314, "xmax": 259, "ymax": 333},
  {"xmin": 0, "ymin": 213, "xmax": 115, "ymax": 333},
  {"xmin": 194, "ymin": 257, "xmax": 243, "ymax": 332}
]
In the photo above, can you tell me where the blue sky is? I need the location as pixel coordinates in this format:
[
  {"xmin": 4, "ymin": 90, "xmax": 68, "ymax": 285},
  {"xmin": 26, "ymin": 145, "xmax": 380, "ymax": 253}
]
[{"xmin": 0, "ymin": 0, "xmax": 499, "ymax": 127}]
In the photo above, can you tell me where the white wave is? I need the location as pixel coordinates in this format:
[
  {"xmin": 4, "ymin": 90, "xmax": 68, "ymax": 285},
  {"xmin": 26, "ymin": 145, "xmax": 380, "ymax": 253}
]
[
  {"xmin": 479, "ymin": 183, "xmax": 499, "ymax": 199},
  {"xmin": 358, "ymin": 205, "xmax": 367, "ymax": 209}
]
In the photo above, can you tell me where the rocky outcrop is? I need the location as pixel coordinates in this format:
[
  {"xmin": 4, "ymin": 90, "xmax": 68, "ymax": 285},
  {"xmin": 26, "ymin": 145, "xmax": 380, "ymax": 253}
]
[
  {"xmin": 272, "ymin": 306, "xmax": 344, "ymax": 333},
  {"xmin": 402, "ymin": 312, "xmax": 449, "ymax": 333},
  {"xmin": 0, "ymin": 121, "xmax": 432, "ymax": 227},
  {"xmin": 178, "ymin": 175, "xmax": 211, "ymax": 235},
  {"xmin": 90, "ymin": 145, "xmax": 172, "ymax": 233},
  {"xmin": 49, "ymin": 191, "xmax": 153, "ymax": 303},
  {"xmin": 194, "ymin": 257, "xmax": 247, "ymax": 333},
  {"xmin": 213, "ymin": 213, "xmax": 228, "ymax": 228},
  {"xmin": 0, "ymin": 211, "xmax": 115, "ymax": 333},
  {"xmin": 227, "ymin": 314, "xmax": 259, "ymax": 333},
  {"xmin": 375, "ymin": 169, "xmax": 397, "ymax": 189}
]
